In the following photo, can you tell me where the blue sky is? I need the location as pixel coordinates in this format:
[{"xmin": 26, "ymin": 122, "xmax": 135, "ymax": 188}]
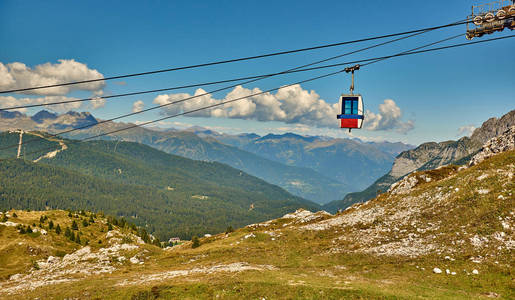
[{"xmin": 1, "ymin": 0, "xmax": 514, "ymax": 145}]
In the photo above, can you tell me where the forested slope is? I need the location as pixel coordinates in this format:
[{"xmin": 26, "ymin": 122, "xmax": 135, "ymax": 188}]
[{"xmin": 0, "ymin": 132, "xmax": 318, "ymax": 239}]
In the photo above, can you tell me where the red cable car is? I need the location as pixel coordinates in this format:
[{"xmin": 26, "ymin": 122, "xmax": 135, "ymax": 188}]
[
  {"xmin": 337, "ymin": 65, "xmax": 364, "ymax": 132},
  {"xmin": 337, "ymin": 94, "xmax": 364, "ymax": 131}
]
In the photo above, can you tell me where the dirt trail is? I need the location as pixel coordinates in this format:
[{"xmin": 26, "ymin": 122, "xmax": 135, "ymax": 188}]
[{"xmin": 28, "ymin": 132, "xmax": 68, "ymax": 163}]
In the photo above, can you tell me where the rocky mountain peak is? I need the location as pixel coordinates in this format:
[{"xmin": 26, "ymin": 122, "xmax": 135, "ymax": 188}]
[
  {"xmin": 0, "ymin": 110, "xmax": 25, "ymax": 119},
  {"xmin": 31, "ymin": 110, "xmax": 58, "ymax": 123},
  {"xmin": 470, "ymin": 110, "xmax": 515, "ymax": 144},
  {"xmin": 469, "ymin": 125, "xmax": 515, "ymax": 166}
]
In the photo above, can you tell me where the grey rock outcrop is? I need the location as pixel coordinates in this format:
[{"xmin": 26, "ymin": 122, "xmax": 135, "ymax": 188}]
[
  {"xmin": 469, "ymin": 125, "xmax": 515, "ymax": 166},
  {"xmin": 471, "ymin": 110, "xmax": 515, "ymax": 144},
  {"xmin": 325, "ymin": 109, "xmax": 515, "ymax": 212}
]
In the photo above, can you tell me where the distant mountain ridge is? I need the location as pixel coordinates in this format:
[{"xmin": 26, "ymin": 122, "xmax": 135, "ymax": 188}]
[
  {"xmin": 0, "ymin": 110, "xmax": 98, "ymax": 131},
  {"xmin": 0, "ymin": 113, "xmax": 349, "ymax": 204},
  {"xmin": 204, "ymin": 131, "xmax": 412, "ymax": 191},
  {"xmin": 323, "ymin": 109, "xmax": 515, "ymax": 212},
  {"xmin": 0, "ymin": 110, "xmax": 411, "ymax": 204}
]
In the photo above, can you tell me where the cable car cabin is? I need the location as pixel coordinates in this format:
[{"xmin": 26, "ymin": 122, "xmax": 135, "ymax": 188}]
[{"xmin": 337, "ymin": 95, "xmax": 364, "ymax": 131}]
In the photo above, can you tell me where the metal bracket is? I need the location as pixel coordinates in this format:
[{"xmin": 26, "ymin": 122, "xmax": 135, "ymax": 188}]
[{"xmin": 344, "ymin": 64, "xmax": 360, "ymax": 95}]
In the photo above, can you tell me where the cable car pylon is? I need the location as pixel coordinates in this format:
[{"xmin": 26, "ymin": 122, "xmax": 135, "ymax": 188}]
[
  {"xmin": 337, "ymin": 64, "xmax": 364, "ymax": 132},
  {"xmin": 466, "ymin": 0, "xmax": 515, "ymax": 40}
]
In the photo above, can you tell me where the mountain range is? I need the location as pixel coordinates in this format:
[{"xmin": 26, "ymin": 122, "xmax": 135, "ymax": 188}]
[
  {"xmin": 0, "ymin": 110, "xmax": 412, "ymax": 204},
  {"xmin": 0, "ymin": 131, "xmax": 318, "ymax": 239},
  {"xmin": 2, "ymin": 131, "xmax": 513, "ymax": 298},
  {"xmin": 323, "ymin": 109, "xmax": 515, "ymax": 212}
]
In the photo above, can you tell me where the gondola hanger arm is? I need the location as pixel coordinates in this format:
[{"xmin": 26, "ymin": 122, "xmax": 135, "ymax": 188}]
[{"xmin": 344, "ymin": 64, "xmax": 360, "ymax": 95}]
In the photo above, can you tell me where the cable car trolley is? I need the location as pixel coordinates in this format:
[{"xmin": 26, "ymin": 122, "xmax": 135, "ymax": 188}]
[
  {"xmin": 337, "ymin": 64, "xmax": 364, "ymax": 132},
  {"xmin": 466, "ymin": 0, "xmax": 515, "ymax": 40}
]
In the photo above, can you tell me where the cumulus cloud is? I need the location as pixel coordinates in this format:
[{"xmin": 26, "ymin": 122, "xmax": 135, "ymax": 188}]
[
  {"xmin": 88, "ymin": 90, "xmax": 106, "ymax": 109},
  {"xmin": 0, "ymin": 59, "xmax": 105, "ymax": 95},
  {"xmin": 132, "ymin": 100, "xmax": 144, "ymax": 113},
  {"xmin": 90, "ymin": 97, "xmax": 106, "ymax": 109},
  {"xmin": 153, "ymin": 84, "xmax": 339, "ymax": 127},
  {"xmin": 364, "ymin": 99, "xmax": 414, "ymax": 134},
  {"xmin": 153, "ymin": 85, "xmax": 414, "ymax": 134},
  {"xmin": 0, "ymin": 95, "xmax": 81, "ymax": 113},
  {"xmin": 457, "ymin": 125, "xmax": 476, "ymax": 137}
]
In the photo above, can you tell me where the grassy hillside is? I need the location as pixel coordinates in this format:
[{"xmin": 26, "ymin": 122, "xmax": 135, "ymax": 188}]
[
  {"xmin": 0, "ymin": 210, "xmax": 155, "ymax": 282},
  {"xmin": 0, "ymin": 132, "xmax": 318, "ymax": 240},
  {"xmin": 1, "ymin": 150, "xmax": 512, "ymax": 299}
]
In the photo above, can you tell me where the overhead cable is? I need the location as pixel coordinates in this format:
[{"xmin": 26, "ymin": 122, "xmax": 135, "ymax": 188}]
[
  {"xmin": 6, "ymin": 33, "xmax": 512, "ymax": 159},
  {"xmin": 0, "ymin": 19, "xmax": 475, "ymax": 94}
]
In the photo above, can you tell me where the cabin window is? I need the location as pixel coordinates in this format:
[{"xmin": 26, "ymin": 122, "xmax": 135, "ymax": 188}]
[
  {"xmin": 344, "ymin": 100, "xmax": 352, "ymax": 114},
  {"xmin": 352, "ymin": 100, "xmax": 358, "ymax": 114},
  {"xmin": 343, "ymin": 98, "xmax": 359, "ymax": 115}
]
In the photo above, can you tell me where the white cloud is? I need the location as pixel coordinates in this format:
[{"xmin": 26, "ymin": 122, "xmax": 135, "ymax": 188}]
[
  {"xmin": 153, "ymin": 85, "xmax": 414, "ymax": 134},
  {"xmin": 0, "ymin": 95, "xmax": 81, "ymax": 113},
  {"xmin": 0, "ymin": 59, "xmax": 105, "ymax": 96},
  {"xmin": 0, "ymin": 96, "xmax": 28, "ymax": 113},
  {"xmin": 132, "ymin": 100, "xmax": 144, "ymax": 113},
  {"xmin": 89, "ymin": 90, "xmax": 105, "ymax": 109},
  {"xmin": 457, "ymin": 125, "xmax": 476, "ymax": 137},
  {"xmin": 364, "ymin": 99, "xmax": 414, "ymax": 134},
  {"xmin": 153, "ymin": 84, "xmax": 338, "ymax": 127},
  {"xmin": 90, "ymin": 97, "xmax": 106, "ymax": 109}
]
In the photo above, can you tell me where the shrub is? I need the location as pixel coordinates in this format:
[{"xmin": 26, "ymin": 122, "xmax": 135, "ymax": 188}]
[
  {"xmin": 71, "ymin": 220, "xmax": 78, "ymax": 230},
  {"xmin": 49, "ymin": 220, "xmax": 54, "ymax": 230},
  {"xmin": 191, "ymin": 236, "xmax": 200, "ymax": 248},
  {"xmin": 55, "ymin": 224, "xmax": 61, "ymax": 235}
]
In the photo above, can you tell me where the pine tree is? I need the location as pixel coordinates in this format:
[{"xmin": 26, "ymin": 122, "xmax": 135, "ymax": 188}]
[
  {"xmin": 191, "ymin": 236, "xmax": 200, "ymax": 248},
  {"xmin": 12, "ymin": 212, "xmax": 17, "ymax": 218},
  {"xmin": 55, "ymin": 224, "xmax": 61, "ymax": 235},
  {"xmin": 89, "ymin": 215, "xmax": 94, "ymax": 223},
  {"xmin": 19, "ymin": 227, "xmax": 26, "ymax": 234},
  {"xmin": 49, "ymin": 220, "xmax": 54, "ymax": 230},
  {"xmin": 1, "ymin": 214, "xmax": 8, "ymax": 222},
  {"xmin": 71, "ymin": 220, "xmax": 78, "ymax": 230},
  {"xmin": 107, "ymin": 223, "xmax": 113, "ymax": 231},
  {"xmin": 65, "ymin": 227, "xmax": 71, "ymax": 237},
  {"xmin": 39, "ymin": 216, "xmax": 45, "ymax": 223},
  {"xmin": 82, "ymin": 219, "xmax": 89, "ymax": 227},
  {"xmin": 225, "ymin": 226, "xmax": 234, "ymax": 234},
  {"xmin": 69, "ymin": 231, "xmax": 75, "ymax": 242},
  {"xmin": 27, "ymin": 226, "xmax": 33, "ymax": 233},
  {"xmin": 75, "ymin": 233, "xmax": 81, "ymax": 244}
]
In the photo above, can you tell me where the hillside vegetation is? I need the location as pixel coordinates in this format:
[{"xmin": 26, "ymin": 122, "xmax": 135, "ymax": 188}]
[
  {"xmin": 1, "ymin": 148, "xmax": 512, "ymax": 299},
  {"xmin": 325, "ymin": 110, "xmax": 515, "ymax": 212},
  {"xmin": 0, "ymin": 132, "xmax": 318, "ymax": 240},
  {"xmin": 0, "ymin": 112, "xmax": 352, "ymax": 203}
]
